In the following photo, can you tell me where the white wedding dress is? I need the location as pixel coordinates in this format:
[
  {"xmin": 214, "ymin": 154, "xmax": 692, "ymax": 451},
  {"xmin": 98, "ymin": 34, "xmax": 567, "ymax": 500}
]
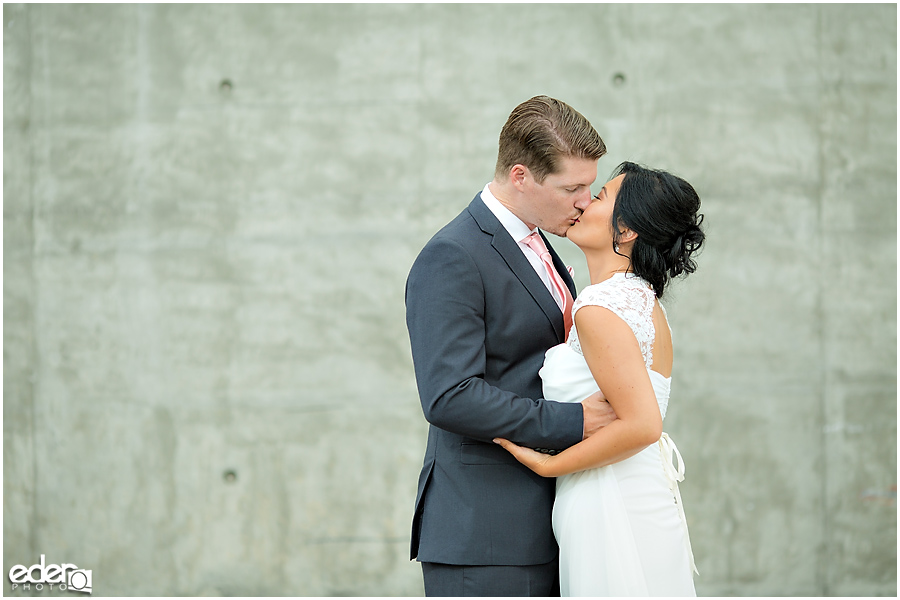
[{"xmin": 541, "ymin": 273, "xmax": 698, "ymax": 596}]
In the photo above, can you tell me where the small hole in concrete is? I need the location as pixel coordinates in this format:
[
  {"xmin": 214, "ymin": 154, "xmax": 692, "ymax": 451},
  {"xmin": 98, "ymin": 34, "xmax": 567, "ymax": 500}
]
[
  {"xmin": 219, "ymin": 79, "xmax": 233, "ymax": 93},
  {"xmin": 223, "ymin": 469, "xmax": 237, "ymax": 483},
  {"xmin": 612, "ymin": 72, "xmax": 626, "ymax": 87}
]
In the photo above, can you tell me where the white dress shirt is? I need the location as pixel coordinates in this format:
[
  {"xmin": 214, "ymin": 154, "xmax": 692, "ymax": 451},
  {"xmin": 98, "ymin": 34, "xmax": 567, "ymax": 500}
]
[{"xmin": 480, "ymin": 182, "xmax": 564, "ymax": 307}]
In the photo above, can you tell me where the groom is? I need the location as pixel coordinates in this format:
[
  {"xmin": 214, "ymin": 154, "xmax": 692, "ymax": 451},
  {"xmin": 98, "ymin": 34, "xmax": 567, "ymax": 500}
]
[{"xmin": 405, "ymin": 96, "xmax": 615, "ymax": 596}]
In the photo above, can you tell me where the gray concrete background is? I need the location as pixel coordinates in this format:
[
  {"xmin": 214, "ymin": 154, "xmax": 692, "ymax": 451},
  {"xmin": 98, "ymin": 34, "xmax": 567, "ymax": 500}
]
[{"xmin": 3, "ymin": 3, "xmax": 896, "ymax": 596}]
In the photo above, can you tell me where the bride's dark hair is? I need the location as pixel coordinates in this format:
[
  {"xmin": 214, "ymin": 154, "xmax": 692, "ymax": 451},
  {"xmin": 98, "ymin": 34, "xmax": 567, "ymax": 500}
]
[{"xmin": 610, "ymin": 161, "xmax": 705, "ymax": 299}]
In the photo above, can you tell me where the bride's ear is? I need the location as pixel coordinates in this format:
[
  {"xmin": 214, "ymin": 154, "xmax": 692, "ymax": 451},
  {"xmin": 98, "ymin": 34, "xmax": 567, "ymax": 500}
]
[{"xmin": 616, "ymin": 223, "xmax": 638, "ymax": 244}]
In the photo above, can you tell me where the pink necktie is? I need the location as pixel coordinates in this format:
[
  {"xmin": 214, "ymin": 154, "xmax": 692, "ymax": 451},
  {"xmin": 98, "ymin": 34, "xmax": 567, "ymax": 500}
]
[{"xmin": 524, "ymin": 232, "xmax": 574, "ymax": 337}]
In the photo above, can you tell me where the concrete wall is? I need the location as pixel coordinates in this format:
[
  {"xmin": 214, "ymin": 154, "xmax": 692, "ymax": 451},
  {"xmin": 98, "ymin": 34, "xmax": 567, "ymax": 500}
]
[{"xmin": 3, "ymin": 3, "xmax": 895, "ymax": 596}]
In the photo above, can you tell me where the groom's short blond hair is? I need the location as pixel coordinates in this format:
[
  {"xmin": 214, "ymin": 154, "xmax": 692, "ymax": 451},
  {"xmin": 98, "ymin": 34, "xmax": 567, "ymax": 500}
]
[{"xmin": 495, "ymin": 95, "xmax": 606, "ymax": 183}]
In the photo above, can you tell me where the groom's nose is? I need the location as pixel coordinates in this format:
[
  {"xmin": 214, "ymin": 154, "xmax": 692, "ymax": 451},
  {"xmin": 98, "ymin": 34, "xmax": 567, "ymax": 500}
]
[{"xmin": 574, "ymin": 189, "xmax": 592, "ymax": 212}]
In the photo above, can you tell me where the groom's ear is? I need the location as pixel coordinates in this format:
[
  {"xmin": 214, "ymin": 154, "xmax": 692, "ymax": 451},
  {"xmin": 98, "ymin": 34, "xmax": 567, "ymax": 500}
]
[{"xmin": 510, "ymin": 164, "xmax": 530, "ymax": 190}]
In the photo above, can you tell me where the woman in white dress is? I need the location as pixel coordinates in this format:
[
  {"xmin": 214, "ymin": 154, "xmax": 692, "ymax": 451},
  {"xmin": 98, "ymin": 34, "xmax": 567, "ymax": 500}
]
[{"xmin": 495, "ymin": 161, "xmax": 705, "ymax": 596}]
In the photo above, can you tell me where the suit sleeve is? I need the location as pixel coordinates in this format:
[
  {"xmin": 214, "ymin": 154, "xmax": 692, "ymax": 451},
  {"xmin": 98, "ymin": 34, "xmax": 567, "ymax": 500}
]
[{"xmin": 405, "ymin": 235, "xmax": 583, "ymax": 449}]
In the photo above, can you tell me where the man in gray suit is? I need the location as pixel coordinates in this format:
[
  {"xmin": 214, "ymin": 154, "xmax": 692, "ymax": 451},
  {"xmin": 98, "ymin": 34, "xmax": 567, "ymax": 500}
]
[{"xmin": 405, "ymin": 96, "xmax": 615, "ymax": 596}]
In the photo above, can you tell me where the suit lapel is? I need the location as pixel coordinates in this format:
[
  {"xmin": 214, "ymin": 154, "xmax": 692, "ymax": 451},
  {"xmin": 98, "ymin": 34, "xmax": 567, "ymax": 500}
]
[{"xmin": 468, "ymin": 196, "xmax": 567, "ymax": 341}]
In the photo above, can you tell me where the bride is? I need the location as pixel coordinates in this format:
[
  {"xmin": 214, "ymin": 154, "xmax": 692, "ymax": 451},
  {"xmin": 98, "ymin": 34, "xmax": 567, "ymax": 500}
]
[{"xmin": 494, "ymin": 161, "xmax": 705, "ymax": 596}]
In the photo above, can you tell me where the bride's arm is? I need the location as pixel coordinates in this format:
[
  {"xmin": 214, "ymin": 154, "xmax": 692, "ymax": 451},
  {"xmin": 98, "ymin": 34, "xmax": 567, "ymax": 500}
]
[{"xmin": 495, "ymin": 305, "xmax": 662, "ymax": 478}]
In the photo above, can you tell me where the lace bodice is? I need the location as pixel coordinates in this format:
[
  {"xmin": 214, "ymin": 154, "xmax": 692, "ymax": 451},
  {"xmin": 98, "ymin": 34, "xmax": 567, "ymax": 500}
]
[{"xmin": 568, "ymin": 273, "xmax": 666, "ymax": 370}]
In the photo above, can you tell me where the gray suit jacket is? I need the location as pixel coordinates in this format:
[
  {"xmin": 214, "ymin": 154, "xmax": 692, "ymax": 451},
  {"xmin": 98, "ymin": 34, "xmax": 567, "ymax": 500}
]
[{"xmin": 405, "ymin": 193, "xmax": 584, "ymax": 566}]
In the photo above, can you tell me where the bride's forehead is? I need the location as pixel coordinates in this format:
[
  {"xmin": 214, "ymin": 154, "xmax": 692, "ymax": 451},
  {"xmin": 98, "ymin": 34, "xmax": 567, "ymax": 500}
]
[
  {"xmin": 599, "ymin": 174, "xmax": 626, "ymax": 193},
  {"xmin": 605, "ymin": 174, "xmax": 627, "ymax": 191}
]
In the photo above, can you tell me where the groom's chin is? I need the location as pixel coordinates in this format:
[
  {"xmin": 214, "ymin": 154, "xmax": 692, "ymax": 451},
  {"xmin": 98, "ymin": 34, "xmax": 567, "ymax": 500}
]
[{"xmin": 546, "ymin": 225, "xmax": 569, "ymax": 238}]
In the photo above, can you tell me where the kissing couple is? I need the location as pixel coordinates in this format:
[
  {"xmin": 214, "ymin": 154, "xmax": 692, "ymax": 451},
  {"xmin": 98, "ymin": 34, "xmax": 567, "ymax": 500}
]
[{"xmin": 406, "ymin": 95, "xmax": 705, "ymax": 596}]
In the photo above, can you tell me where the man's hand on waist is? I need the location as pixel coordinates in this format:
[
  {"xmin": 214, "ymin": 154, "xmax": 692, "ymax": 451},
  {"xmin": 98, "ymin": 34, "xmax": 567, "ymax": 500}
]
[{"xmin": 581, "ymin": 390, "xmax": 617, "ymax": 439}]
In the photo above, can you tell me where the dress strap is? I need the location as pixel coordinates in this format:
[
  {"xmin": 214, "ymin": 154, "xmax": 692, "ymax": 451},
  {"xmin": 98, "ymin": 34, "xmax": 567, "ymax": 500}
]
[{"xmin": 659, "ymin": 432, "xmax": 699, "ymax": 575}]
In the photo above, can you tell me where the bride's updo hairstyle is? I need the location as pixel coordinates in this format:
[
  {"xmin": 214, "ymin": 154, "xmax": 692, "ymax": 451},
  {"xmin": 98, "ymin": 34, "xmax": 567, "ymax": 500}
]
[{"xmin": 610, "ymin": 161, "xmax": 705, "ymax": 299}]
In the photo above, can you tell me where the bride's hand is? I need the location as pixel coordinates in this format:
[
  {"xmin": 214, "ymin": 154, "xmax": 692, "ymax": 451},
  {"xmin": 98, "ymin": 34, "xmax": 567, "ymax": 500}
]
[{"xmin": 493, "ymin": 438, "xmax": 555, "ymax": 477}]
